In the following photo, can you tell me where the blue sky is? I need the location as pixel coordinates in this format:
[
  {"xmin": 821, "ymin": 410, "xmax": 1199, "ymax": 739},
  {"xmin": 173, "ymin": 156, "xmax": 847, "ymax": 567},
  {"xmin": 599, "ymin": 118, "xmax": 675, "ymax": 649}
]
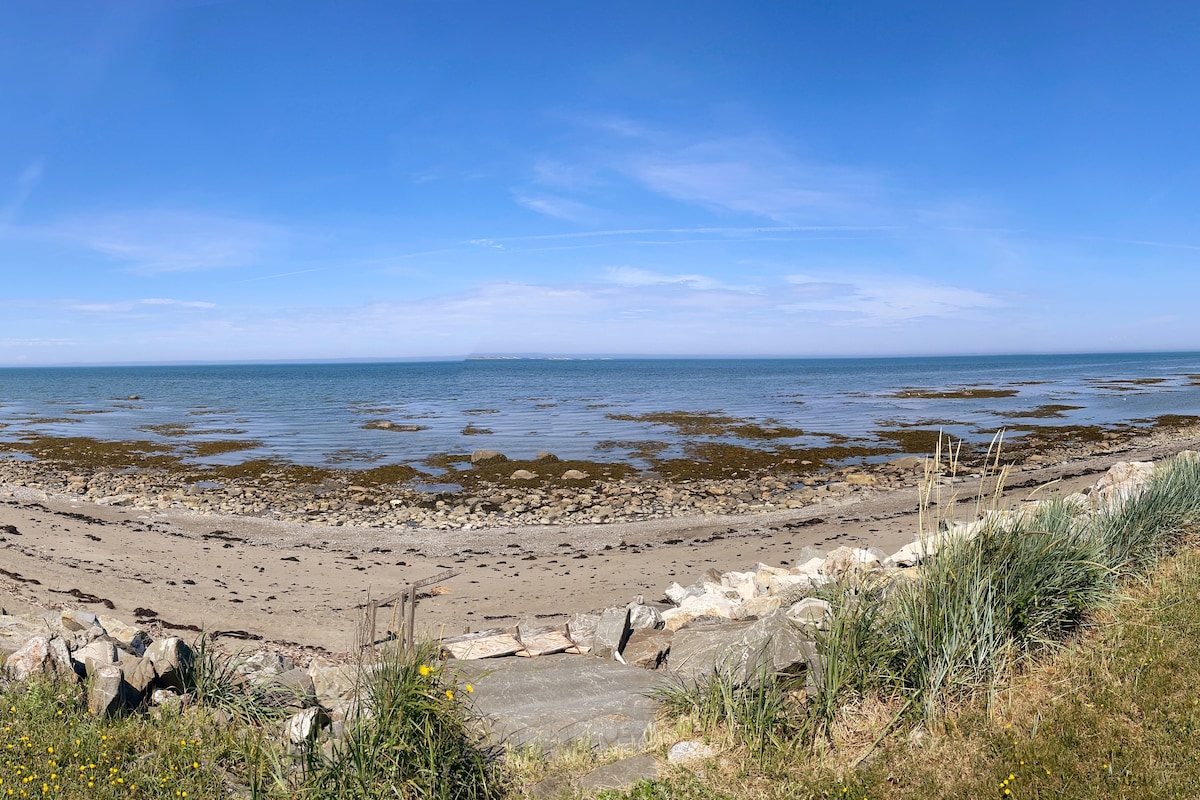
[{"xmin": 3, "ymin": 1, "xmax": 1200, "ymax": 365}]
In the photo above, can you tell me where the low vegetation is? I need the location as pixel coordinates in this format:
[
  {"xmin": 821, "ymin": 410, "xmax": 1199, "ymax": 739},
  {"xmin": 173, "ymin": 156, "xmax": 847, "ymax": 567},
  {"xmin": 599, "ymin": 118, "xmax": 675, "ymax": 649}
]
[{"xmin": 6, "ymin": 442, "xmax": 1200, "ymax": 798}]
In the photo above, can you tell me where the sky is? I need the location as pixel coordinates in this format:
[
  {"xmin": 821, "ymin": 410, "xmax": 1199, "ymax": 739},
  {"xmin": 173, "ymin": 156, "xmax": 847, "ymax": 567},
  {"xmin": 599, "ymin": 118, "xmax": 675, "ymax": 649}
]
[{"xmin": 3, "ymin": 1, "xmax": 1200, "ymax": 365}]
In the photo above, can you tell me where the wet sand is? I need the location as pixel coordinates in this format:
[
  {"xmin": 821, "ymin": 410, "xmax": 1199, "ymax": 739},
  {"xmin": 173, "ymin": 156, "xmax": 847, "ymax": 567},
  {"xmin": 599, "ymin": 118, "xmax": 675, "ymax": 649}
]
[{"xmin": 2, "ymin": 429, "xmax": 1198, "ymax": 656}]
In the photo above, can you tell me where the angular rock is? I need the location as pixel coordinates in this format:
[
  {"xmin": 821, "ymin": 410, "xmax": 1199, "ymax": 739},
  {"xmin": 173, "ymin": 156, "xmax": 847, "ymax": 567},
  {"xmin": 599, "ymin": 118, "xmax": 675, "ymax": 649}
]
[
  {"xmin": 308, "ymin": 662, "xmax": 365, "ymax": 708},
  {"xmin": 664, "ymin": 581, "xmax": 704, "ymax": 605},
  {"xmin": 667, "ymin": 611, "xmax": 815, "ymax": 683},
  {"xmin": 88, "ymin": 664, "xmax": 140, "ymax": 716},
  {"xmin": 73, "ymin": 640, "xmax": 119, "ymax": 677},
  {"xmin": 97, "ymin": 615, "xmax": 151, "ymax": 656},
  {"xmin": 0, "ymin": 616, "xmax": 50, "ymax": 657},
  {"xmin": 661, "ymin": 591, "xmax": 736, "ymax": 631},
  {"xmin": 1091, "ymin": 461, "xmax": 1156, "ymax": 503},
  {"xmin": 284, "ymin": 707, "xmax": 330, "ymax": 745},
  {"xmin": 4, "ymin": 636, "xmax": 75, "ymax": 682},
  {"xmin": 733, "ymin": 595, "xmax": 782, "ymax": 620},
  {"xmin": 786, "ymin": 598, "xmax": 832, "ymax": 632},
  {"xmin": 765, "ymin": 573, "xmax": 818, "ymax": 596},
  {"xmin": 620, "ymin": 628, "xmax": 672, "ymax": 670},
  {"xmin": 592, "ymin": 607, "xmax": 631, "ymax": 660},
  {"xmin": 61, "ymin": 609, "xmax": 100, "ymax": 633},
  {"xmin": 822, "ymin": 546, "xmax": 880, "ymax": 580},
  {"xmin": 579, "ymin": 755, "xmax": 659, "ymax": 791},
  {"xmin": 720, "ymin": 570, "xmax": 758, "ymax": 602},
  {"xmin": 627, "ymin": 603, "xmax": 663, "ymax": 631},
  {"xmin": 141, "ymin": 637, "xmax": 194, "ymax": 691},
  {"xmin": 566, "ymin": 612, "xmax": 601, "ymax": 651}
]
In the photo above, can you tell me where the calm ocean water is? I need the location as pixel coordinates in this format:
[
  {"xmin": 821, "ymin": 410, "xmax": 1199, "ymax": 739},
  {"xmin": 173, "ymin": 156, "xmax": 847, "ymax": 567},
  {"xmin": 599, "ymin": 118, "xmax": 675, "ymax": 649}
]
[{"xmin": 1, "ymin": 353, "xmax": 1199, "ymax": 472}]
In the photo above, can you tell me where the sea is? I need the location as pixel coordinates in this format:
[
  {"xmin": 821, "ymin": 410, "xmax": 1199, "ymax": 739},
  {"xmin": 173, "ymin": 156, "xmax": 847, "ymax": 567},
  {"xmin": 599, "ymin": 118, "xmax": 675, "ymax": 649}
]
[{"xmin": 1, "ymin": 352, "xmax": 1199, "ymax": 474}]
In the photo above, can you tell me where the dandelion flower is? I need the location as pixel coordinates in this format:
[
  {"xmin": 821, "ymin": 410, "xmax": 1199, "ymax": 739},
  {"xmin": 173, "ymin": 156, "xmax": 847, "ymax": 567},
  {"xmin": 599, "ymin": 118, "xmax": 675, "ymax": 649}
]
[
  {"xmin": 465, "ymin": 684, "xmax": 474, "ymax": 693},
  {"xmin": 445, "ymin": 690, "xmax": 454, "ymax": 700},
  {"xmin": 419, "ymin": 665, "xmax": 431, "ymax": 676}
]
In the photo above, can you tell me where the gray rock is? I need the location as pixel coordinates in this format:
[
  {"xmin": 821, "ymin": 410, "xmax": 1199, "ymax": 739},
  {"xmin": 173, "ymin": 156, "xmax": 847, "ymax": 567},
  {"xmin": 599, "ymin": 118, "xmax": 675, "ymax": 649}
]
[
  {"xmin": 667, "ymin": 611, "xmax": 815, "ymax": 683},
  {"xmin": 509, "ymin": 470, "xmax": 537, "ymax": 481},
  {"xmin": 73, "ymin": 640, "xmax": 119, "ymax": 676},
  {"xmin": 0, "ymin": 616, "xmax": 50, "ymax": 657},
  {"xmin": 566, "ymin": 612, "xmax": 600, "ymax": 649},
  {"xmin": 309, "ymin": 662, "xmax": 368, "ymax": 709},
  {"xmin": 620, "ymin": 629, "xmax": 672, "ymax": 670},
  {"xmin": 452, "ymin": 653, "xmax": 664, "ymax": 751},
  {"xmin": 470, "ymin": 449, "xmax": 507, "ymax": 464},
  {"xmin": 534, "ymin": 452, "xmax": 559, "ymax": 463},
  {"xmin": 141, "ymin": 637, "xmax": 194, "ymax": 691},
  {"xmin": 627, "ymin": 604, "xmax": 663, "ymax": 630},
  {"xmin": 4, "ymin": 636, "xmax": 75, "ymax": 682},
  {"xmin": 592, "ymin": 607, "xmax": 631, "ymax": 660},
  {"xmin": 97, "ymin": 616, "xmax": 151, "ymax": 656},
  {"xmin": 560, "ymin": 469, "xmax": 589, "ymax": 480},
  {"xmin": 667, "ymin": 740, "xmax": 718, "ymax": 765},
  {"xmin": 579, "ymin": 755, "xmax": 659, "ymax": 791},
  {"xmin": 284, "ymin": 707, "xmax": 330, "ymax": 745},
  {"xmin": 88, "ymin": 664, "xmax": 140, "ymax": 716},
  {"xmin": 61, "ymin": 609, "xmax": 100, "ymax": 633}
]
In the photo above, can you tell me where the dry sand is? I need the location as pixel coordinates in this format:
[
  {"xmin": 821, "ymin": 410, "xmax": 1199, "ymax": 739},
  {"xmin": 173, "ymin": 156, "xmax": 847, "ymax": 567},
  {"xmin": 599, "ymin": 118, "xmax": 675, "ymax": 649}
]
[{"xmin": 3, "ymin": 431, "xmax": 1199, "ymax": 656}]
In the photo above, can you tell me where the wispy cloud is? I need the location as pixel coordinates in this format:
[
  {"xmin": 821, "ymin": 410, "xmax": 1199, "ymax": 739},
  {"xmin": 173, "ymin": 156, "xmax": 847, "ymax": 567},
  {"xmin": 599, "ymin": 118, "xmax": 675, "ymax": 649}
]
[
  {"xmin": 53, "ymin": 211, "xmax": 285, "ymax": 274},
  {"xmin": 2, "ymin": 160, "xmax": 45, "ymax": 225},
  {"xmin": 602, "ymin": 266, "xmax": 727, "ymax": 290},
  {"xmin": 513, "ymin": 192, "xmax": 600, "ymax": 224},
  {"xmin": 783, "ymin": 273, "xmax": 1003, "ymax": 324},
  {"xmin": 66, "ymin": 297, "xmax": 216, "ymax": 314}
]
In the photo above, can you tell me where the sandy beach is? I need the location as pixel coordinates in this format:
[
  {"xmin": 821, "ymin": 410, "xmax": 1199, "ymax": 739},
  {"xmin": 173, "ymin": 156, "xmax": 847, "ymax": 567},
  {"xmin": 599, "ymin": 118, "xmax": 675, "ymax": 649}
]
[{"xmin": 3, "ymin": 423, "xmax": 1198, "ymax": 657}]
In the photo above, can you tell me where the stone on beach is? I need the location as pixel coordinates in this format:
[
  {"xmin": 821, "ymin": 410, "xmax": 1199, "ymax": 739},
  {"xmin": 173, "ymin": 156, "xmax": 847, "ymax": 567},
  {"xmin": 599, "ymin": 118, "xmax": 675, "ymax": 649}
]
[{"xmin": 470, "ymin": 449, "xmax": 507, "ymax": 464}]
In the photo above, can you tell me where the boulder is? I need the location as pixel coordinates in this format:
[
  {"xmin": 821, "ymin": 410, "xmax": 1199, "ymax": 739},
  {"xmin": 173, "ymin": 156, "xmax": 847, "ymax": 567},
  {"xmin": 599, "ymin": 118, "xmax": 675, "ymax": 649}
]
[
  {"xmin": 88, "ymin": 664, "xmax": 140, "ymax": 716},
  {"xmin": 560, "ymin": 469, "xmax": 589, "ymax": 480},
  {"xmin": 661, "ymin": 591, "xmax": 737, "ymax": 631},
  {"xmin": 141, "ymin": 637, "xmax": 194, "ymax": 691},
  {"xmin": 4, "ymin": 636, "xmax": 75, "ymax": 682},
  {"xmin": 97, "ymin": 616, "xmax": 151, "ymax": 656},
  {"xmin": 284, "ymin": 707, "xmax": 330, "ymax": 745},
  {"xmin": 627, "ymin": 604, "xmax": 663, "ymax": 630},
  {"xmin": 73, "ymin": 640, "xmax": 119, "ymax": 677},
  {"xmin": 664, "ymin": 581, "xmax": 704, "ymax": 605},
  {"xmin": 470, "ymin": 449, "xmax": 507, "ymax": 464},
  {"xmin": 592, "ymin": 607, "xmax": 631, "ymax": 660},
  {"xmin": 0, "ymin": 616, "xmax": 50, "ymax": 657},
  {"xmin": 61, "ymin": 609, "xmax": 100, "ymax": 633},
  {"xmin": 733, "ymin": 595, "xmax": 782, "ymax": 620},
  {"xmin": 792, "ymin": 556, "xmax": 826, "ymax": 576},
  {"xmin": 786, "ymin": 598, "xmax": 832, "ymax": 632},
  {"xmin": 1091, "ymin": 461, "xmax": 1156, "ymax": 502},
  {"xmin": 822, "ymin": 546, "xmax": 880, "ymax": 580},
  {"xmin": 620, "ymin": 629, "xmax": 672, "ymax": 670},
  {"xmin": 308, "ymin": 662, "xmax": 364, "ymax": 708},
  {"xmin": 509, "ymin": 470, "xmax": 537, "ymax": 481},
  {"xmin": 534, "ymin": 452, "xmax": 560, "ymax": 462},
  {"xmin": 720, "ymin": 570, "xmax": 758, "ymax": 602},
  {"xmin": 516, "ymin": 624, "xmax": 573, "ymax": 657},
  {"xmin": 567, "ymin": 612, "xmax": 601, "ymax": 651},
  {"xmin": 667, "ymin": 611, "xmax": 815, "ymax": 683},
  {"xmin": 765, "ymin": 573, "xmax": 818, "ymax": 596}
]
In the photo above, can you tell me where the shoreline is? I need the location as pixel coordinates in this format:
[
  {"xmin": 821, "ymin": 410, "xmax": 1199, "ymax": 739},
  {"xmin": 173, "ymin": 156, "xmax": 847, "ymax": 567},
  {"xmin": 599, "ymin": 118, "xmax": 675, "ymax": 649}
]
[{"xmin": 2, "ymin": 421, "xmax": 1199, "ymax": 656}]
